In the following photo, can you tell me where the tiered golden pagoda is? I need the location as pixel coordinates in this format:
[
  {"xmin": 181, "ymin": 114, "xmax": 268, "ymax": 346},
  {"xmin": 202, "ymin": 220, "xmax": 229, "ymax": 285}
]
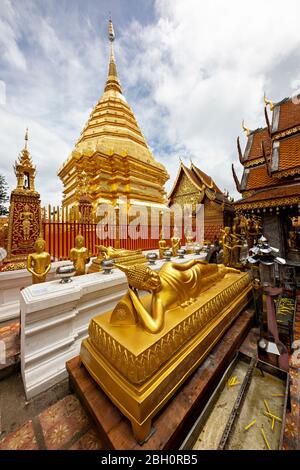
[
  {"xmin": 4, "ymin": 129, "xmax": 42, "ymax": 270},
  {"xmin": 58, "ymin": 20, "xmax": 169, "ymax": 214}
]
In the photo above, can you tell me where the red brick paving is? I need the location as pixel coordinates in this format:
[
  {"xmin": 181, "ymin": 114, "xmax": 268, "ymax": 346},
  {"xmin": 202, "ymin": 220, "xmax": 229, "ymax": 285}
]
[
  {"xmin": 0, "ymin": 395, "xmax": 102, "ymax": 450},
  {"xmin": 0, "ymin": 301, "xmax": 299, "ymax": 450}
]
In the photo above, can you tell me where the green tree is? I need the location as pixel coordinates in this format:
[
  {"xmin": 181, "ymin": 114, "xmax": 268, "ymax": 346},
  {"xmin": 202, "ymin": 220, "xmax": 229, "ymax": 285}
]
[{"xmin": 0, "ymin": 174, "xmax": 9, "ymax": 216}]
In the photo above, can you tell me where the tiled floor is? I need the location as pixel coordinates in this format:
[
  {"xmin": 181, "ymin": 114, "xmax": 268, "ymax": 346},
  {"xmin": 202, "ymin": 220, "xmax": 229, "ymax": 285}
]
[
  {"xmin": 0, "ymin": 395, "xmax": 102, "ymax": 450},
  {"xmin": 0, "ymin": 322, "xmax": 20, "ymax": 374},
  {"xmin": 0, "ymin": 303, "xmax": 299, "ymax": 450}
]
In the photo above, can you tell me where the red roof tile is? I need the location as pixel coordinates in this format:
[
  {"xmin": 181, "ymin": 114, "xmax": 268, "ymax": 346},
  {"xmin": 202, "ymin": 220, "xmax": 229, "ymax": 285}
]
[
  {"xmin": 276, "ymin": 99, "xmax": 300, "ymax": 133},
  {"xmin": 235, "ymin": 182, "xmax": 300, "ymax": 206},
  {"xmin": 277, "ymin": 134, "xmax": 300, "ymax": 172},
  {"xmin": 246, "ymin": 128, "xmax": 271, "ymax": 161},
  {"xmin": 245, "ymin": 164, "xmax": 280, "ymax": 191}
]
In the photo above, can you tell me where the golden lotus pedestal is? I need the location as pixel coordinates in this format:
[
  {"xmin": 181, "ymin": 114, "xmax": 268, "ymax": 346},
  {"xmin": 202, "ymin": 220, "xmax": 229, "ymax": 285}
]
[{"xmin": 80, "ymin": 272, "xmax": 252, "ymax": 443}]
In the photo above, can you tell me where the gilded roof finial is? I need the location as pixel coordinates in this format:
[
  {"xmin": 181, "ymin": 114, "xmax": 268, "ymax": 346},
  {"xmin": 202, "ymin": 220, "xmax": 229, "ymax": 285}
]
[
  {"xmin": 242, "ymin": 120, "xmax": 250, "ymax": 137},
  {"xmin": 104, "ymin": 17, "xmax": 122, "ymax": 94},
  {"xmin": 264, "ymin": 92, "xmax": 274, "ymax": 111},
  {"xmin": 25, "ymin": 127, "xmax": 28, "ymax": 150}
]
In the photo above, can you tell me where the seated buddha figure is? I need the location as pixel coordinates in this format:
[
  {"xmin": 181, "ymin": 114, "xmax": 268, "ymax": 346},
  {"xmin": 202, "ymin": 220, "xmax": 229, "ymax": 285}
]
[
  {"xmin": 158, "ymin": 232, "xmax": 169, "ymax": 259},
  {"xmin": 115, "ymin": 260, "xmax": 239, "ymax": 334},
  {"xmin": 70, "ymin": 235, "xmax": 90, "ymax": 276},
  {"xmin": 171, "ymin": 229, "xmax": 181, "ymax": 256}
]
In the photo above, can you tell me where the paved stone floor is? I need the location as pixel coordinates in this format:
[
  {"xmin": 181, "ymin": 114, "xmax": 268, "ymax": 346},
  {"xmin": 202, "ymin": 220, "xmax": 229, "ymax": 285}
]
[{"xmin": 0, "ymin": 303, "xmax": 299, "ymax": 450}]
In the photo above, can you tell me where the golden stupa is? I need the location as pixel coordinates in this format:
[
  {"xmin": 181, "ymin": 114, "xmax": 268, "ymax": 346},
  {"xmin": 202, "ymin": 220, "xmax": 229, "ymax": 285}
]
[{"xmin": 58, "ymin": 20, "xmax": 169, "ymax": 212}]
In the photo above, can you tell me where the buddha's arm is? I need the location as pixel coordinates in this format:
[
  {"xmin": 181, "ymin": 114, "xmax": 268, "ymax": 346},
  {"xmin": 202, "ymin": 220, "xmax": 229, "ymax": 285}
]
[
  {"xmin": 171, "ymin": 259, "xmax": 207, "ymax": 271},
  {"xmin": 44, "ymin": 256, "xmax": 51, "ymax": 275},
  {"xmin": 128, "ymin": 288, "xmax": 164, "ymax": 334},
  {"xmin": 26, "ymin": 255, "xmax": 36, "ymax": 276}
]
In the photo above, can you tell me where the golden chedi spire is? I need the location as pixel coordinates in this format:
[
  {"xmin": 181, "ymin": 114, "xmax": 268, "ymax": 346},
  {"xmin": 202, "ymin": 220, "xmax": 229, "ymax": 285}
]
[
  {"xmin": 105, "ymin": 18, "xmax": 122, "ymax": 94},
  {"xmin": 58, "ymin": 19, "xmax": 169, "ymax": 209}
]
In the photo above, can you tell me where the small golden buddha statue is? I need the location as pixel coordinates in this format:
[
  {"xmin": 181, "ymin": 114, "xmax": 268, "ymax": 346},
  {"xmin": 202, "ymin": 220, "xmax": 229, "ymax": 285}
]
[
  {"xmin": 231, "ymin": 216, "xmax": 243, "ymax": 266},
  {"xmin": 158, "ymin": 232, "xmax": 169, "ymax": 259},
  {"xmin": 245, "ymin": 216, "xmax": 258, "ymax": 250},
  {"xmin": 171, "ymin": 229, "xmax": 181, "ymax": 256},
  {"xmin": 114, "ymin": 260, "xmax": 239, "ymax": 334},
  {"xmin": 220, "ymin": 226, "xmax": 233, "ymax": 266},
  {"xmin": 185, "ymin": 231, "xmax": 195, "ymax": 254},
  {"xmin": 288, "ymin": 231, "xmax": 299, "ymax": 251},
  {"xmin": 27, "ymin": 237, "xmax": 51, "ymax": 284},
  {"xmin": 70, "ymin": 235, "xmax": 90, "ymax": 276}
]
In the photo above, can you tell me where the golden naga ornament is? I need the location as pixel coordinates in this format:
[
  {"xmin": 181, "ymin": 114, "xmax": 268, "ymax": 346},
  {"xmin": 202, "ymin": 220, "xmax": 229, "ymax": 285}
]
[
  {"xmin": 27, "ymin": 237, "xmax": 51, "ymax": 284},
  {"xmin": 69, "ymin": 235, "xmax": 90, "ymax": 276},
  {"xmin": 80, "ymin": 258, "xmax": 252, "ymax": 442}
]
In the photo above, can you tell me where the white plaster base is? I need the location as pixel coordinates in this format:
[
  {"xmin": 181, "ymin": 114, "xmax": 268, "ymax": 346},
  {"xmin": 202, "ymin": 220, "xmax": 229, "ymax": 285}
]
[
  {"xmin": 20, "ymin": 254, "xmax": 204, "ymax": 399},
  {"xmin": 0, "ymin": 261, "xmax": 74, "ymax": 325}
]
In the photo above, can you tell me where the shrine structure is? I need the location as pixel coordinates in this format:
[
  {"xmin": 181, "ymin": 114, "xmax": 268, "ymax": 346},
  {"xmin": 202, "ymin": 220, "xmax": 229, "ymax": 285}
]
[
  {"xmin": 168, "ymin": 160, "xmax": 233, "ymax": 243},
  {"xmin": 57, "ymin": 20, "xmax": 169, "ymax": 217},
  {"xmin": 232, "ymin": 96, "xmax": 300, "ymax": 260}
]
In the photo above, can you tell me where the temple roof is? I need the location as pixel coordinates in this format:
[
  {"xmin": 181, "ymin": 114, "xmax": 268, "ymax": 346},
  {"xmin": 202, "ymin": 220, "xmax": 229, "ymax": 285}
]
[
  {"xmin": 58, "ymin": 20, "xmax": 167, "ymax": 174},
  {"xmin": 168, "ymin": 160, "xmax": 229, "ymax": 205},
  {"xmin": 242, "ymin": 127, "xmax": 271, "ymax": 164},
  {"xmin": 272, "ymin": 97, "xmax": 300, "ymax": 134},
  {"xmin": 234, "ymin": 181, "xmax": 300, "ymax": 210},
  {"xmin": 241, "ymin": 164, "xmax": 281, "ymax": 192}
]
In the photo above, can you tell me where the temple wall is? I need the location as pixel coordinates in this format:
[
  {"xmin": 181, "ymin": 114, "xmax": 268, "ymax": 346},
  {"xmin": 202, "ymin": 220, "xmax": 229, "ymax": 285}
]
[
  {"xmin": 0, "ymin": 261, "xmax": 72, "ymax": 325},
  {"xmin": 204, "ymin": 199, "xmax": 224, "ymax": 242}
]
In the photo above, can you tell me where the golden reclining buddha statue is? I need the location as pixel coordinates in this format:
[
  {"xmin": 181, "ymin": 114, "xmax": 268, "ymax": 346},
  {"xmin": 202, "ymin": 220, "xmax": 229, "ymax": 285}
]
[
  {"xmin": 80, "ymin": 258, "xmax": 251, "ymax": 443},
  {"xmin": 88, "ymin": 244, "xmax": 147, "ymax": 273}
]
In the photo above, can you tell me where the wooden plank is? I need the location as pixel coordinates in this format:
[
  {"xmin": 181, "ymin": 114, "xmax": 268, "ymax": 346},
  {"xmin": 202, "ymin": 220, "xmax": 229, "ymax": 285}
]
[{"xmin": 67, "ymin": 308, "xmax": 255, "ymax": 450}]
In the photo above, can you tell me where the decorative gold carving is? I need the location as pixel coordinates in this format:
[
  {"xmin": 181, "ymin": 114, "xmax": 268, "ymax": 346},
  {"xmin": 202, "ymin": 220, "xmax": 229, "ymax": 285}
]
[
  {"xmin": 244, "ymin": 158, "xmax": 265, "ymax": 168},
  {"xmin": 236, "ymin": 195, "xmax": 300, "ymax": 211},
  {"xmin": 273, "ymin": 125, "xmax": 300, "ymax": 140}
]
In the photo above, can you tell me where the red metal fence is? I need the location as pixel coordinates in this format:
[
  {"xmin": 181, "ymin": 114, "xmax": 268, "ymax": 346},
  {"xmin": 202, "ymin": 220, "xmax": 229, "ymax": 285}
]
[{"xmin": 43, "ymin": 220, "xmax": 175, "ymax": 261}]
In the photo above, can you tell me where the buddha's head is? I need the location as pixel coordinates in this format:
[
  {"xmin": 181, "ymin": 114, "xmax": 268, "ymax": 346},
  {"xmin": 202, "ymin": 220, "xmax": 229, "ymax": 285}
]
[
  {"xmin": 116, "ymin": 263, "xmax": 161, "ymax": 292},
  {"xmin": 35, "ymin": 238, "xmax": 46, "ymax": 253},
  {"xmin": 224, "ymin": 226, "xmax": 231, "ymax": 235},
  {"xmin": 75, "ymin": 235, "xmax": 84, "ymax": 248}
]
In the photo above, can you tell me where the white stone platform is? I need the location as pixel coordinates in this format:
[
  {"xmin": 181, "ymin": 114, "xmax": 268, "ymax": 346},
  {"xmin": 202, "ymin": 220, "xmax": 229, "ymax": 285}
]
[
  {"xmin": 20, "ymin": 253, "xmax": 205, "ymax": 399},
  {"xmin": 0, "ymin": 261, "xmax": 72, "ymax": 325}
]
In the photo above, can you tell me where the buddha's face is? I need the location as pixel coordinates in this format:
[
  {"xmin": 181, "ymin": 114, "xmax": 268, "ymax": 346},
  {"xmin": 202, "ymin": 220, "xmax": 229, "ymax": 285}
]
[
  {"xmin": 76, "ymin": 236, "xmax": 84, "ymax": 248},
  {"xmin": 224, "ymin": 227, "xmax": 231, "ymax": 235},
  {"xmin": 35, "ymin": 239, "xmax": 45, "ymax": 253},
  {"xmin": 144, "ymin": 268, "xmax": 161, "ymax": 292}
]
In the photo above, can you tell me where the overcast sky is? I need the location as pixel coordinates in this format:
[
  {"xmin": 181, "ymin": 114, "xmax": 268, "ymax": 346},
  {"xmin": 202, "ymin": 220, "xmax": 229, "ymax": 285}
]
[{"xmin": 1, "ymin": 0, "xmax": 300, "ymax": 206}]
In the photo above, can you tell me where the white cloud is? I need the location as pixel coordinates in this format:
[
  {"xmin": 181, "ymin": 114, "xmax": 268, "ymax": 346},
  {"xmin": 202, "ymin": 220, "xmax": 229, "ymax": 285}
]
[{"xmin": 1, "ymin": 0, "xmax": 300, "ymax": 207}]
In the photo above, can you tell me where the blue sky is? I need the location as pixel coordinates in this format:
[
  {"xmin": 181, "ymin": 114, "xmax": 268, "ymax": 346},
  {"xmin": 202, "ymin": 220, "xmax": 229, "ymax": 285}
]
[{"xmin": 1, "ymin": 0, "xmax": 300, "ymax": 206}]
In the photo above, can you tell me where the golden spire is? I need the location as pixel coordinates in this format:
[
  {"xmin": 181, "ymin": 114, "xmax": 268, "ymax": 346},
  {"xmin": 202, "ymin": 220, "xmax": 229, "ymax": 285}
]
[
  {"xmin": 242, "ymin": 120, "xmax": 250, "ymax": 137},
  {"xmin": 264, "ymin": 92, "xmax": 274, "ymax": 111},
  {"xmin": 104, "ymin": 18, "xmax": 122, "ymax": 94},
  {"xmin": 24, "ymin": 127, "xmax": 28, "ymax": 150}
]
